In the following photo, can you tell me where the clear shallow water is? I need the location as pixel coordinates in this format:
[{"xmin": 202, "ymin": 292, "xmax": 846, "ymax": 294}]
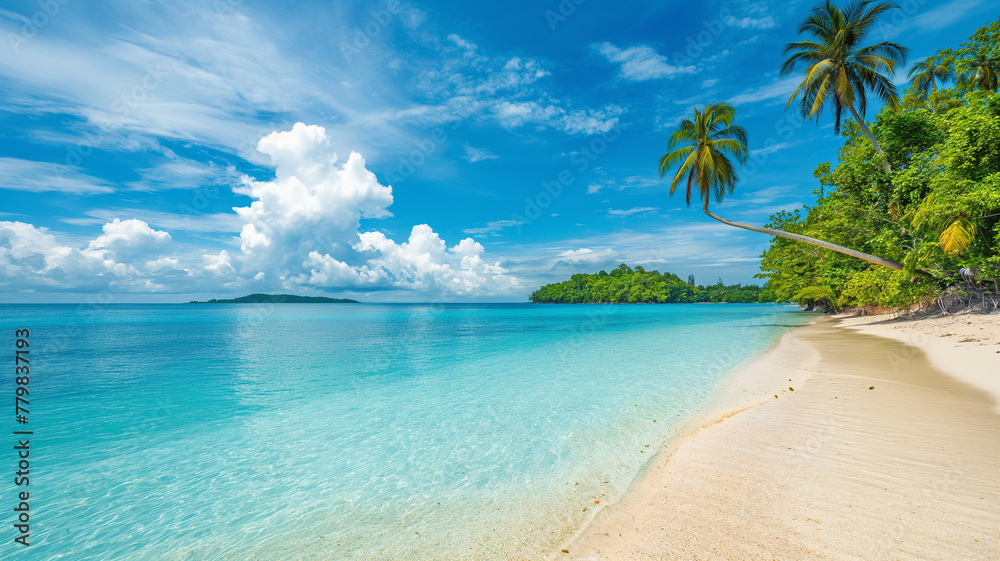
[{"xmin": 0, "ymin": 303, "xmax": 805, "ymax": 560}]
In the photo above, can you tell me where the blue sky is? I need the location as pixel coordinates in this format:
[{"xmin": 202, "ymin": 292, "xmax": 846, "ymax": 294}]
[{"xmin": 0, "ymin": 0, "xmax": 994, "ymax": 302}]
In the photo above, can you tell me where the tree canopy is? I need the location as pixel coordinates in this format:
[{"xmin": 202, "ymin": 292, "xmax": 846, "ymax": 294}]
[
  {"xmin": 758, "ymin": 18, "xmax": 1000, "ymax": 311},
  {"xmin": 529, "ymin": 264, "xmax": 778, "ymax": 304}
]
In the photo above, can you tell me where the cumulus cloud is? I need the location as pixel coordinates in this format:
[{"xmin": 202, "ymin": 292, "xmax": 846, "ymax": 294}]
[
  {"xmin": 0, "ymin": 220, "xmax": 172, "ymax": 292},
  {"xmin": 0, "ymin": 124, "xmax": 520, "ymax": 298},
  {"xmin": 233, "ymin": 122, "xmax": 394, "ymax": 276},
  {"xmin": 233, "ymin": 123, "xmax": 520, "ymax": 295},
  {"xmin": 88, "ymin": 218, "xmax": 172, "ymax": 260},
  {"xmin": 598, "ymin": 43, "xmax": 696, "ymax": 81}
]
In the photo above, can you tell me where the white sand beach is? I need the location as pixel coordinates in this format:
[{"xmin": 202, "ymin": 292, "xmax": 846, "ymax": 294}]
[{"xmin": 560, "ymin": 313, "xmax": 1000, "ymax": 560}]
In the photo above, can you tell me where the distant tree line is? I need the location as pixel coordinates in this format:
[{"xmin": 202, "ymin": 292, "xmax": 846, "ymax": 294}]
[{"xmin": 529, "ymin": 264, "xmax": 779, "ymax": 303}]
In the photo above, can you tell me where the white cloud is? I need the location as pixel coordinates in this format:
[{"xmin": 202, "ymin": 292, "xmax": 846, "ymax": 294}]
[
  {"xmin": 752, "ymin": 142, "xmax": 791, "ymax": 156},
  {"xmin": 463, "ymin": 145, "xmax": 499, "ymax": 162},
  {"xmin": 723, "ymin": 15, "xmax": 777, "ymax": 30},
  {"xmin": 60, "ymin": 209, "xmax": 244, "ymax": 233},
  {"xmin": 126, "ymin": 158, "xmax": 238, "ymax": 191},
  {"xmin": 447, "ymin": 33, "xmax": 479, "ymax": 55},
  {"xmin": 0, "ymin": 2, "xmax": 371, "ymax": 162},
  {"xmin": 145, "ymin": 257, "xmax": 180, "ymax": 271},
  {"xmin": 490, "ymin": 101, "xmax": 623, "ymax": 135},
  {"xmin": 0, "ymin": 124, "xmax": 522, "ymax": 298},
  {"xmin": 233, "ymin": 123, "xmax": 395, "ymax": 276},
  {"xmin": 87, "ymin": 218, "xmax": 171, "ymax": 261},
  {"xmin": 0, "ymin": 220, "xmax": 166, "ymax": 292},
  {"xmin": 701, "ymin": 78, "xmax": 719, "ymax": 88},
  {"xmin": 462, "ymin": 219, "xmax": 523, "ymax": 236},
  {"xmin": 552, "ymin": 247, "xmax": 618, "ymax": 267},
  {"xmin": 351, "ymin": 226, "xmax": 519, "ymax": 295},
  {"xmin": 234, "ymin": 123, "xmax": 520, "ymax": 295},
  {"xmin": 394, "ymin": 34, "xmax": 622, "ymax": 136},
  {"xmin": 586, "ymin": 176, "xmax": 660, "ymax": 194},
  {"xmin": 726, "ymin": 76, "xmax": 801, "ymax": 105},
  {"xmin": 598, "ymin": 42, "xmax": 696, "ymax": 81},
  {"xmin": 203, "ymin": 250, "xmax": 237, "ymax": 278},
  {"xmin": 0, "ymin": 158, "xmax": 114, "ymax": 194},
  {"xmin": 607, "ymin": 207, "xmax": 659, "ymax": 217}
]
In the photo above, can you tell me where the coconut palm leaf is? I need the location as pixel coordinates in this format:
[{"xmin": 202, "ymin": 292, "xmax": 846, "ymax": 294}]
[
  {"xmin": 781, "ymin": 0, "xmax": 909, "ymax": 172},
  {"xmin": 659, "ymin": 103, "xmax": 908, "ymax": 271},
  {"xmin": 907, "ymin": 57, "xmax": 954, "ymax": 99}
]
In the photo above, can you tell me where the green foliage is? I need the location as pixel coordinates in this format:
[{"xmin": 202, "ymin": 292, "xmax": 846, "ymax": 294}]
[
  {"xmin": 760, "ymin": 18, "xmax": 1000, "ymax": 309},
  {"xmin": 792, "ymin": 285, "xmax": 839, "ymax": 309},
  {"xmin": 658, "ymin": 103, "xmax": 749, "ymax": 207},
  {"xmin": 529, "ymin": 265, "xmax": 778, "ymax": 304},
  {"xmin": 839, "ymin": 268, "xmax": 937, "ymax": 308},
  {"xmin": 781, "ymin": 0, "xmax": 909, "ymax": 133}
]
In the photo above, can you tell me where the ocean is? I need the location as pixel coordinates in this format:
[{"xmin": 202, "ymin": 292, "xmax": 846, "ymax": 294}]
[{"xmin": 0, "ymin": 303, "xmax": 805, "ymax": 559}]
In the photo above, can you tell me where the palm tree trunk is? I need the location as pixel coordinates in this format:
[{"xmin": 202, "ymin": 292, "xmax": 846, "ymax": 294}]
[
  {"xmin": 846, "ymin": 104, "xmax": 892, "ymax": 173},
  {"xmin": 701, "ymin": 200, "xmax": 905, "ymax": 270}
]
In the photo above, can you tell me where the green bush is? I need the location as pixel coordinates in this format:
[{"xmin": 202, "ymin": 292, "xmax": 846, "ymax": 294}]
[{"xmin": 839, "ymin": 268, "xmax": 937, "ymax": 309}]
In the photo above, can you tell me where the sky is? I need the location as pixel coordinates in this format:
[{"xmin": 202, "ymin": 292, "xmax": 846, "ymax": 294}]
[{"xmin": 0, "ymin": 0, "xmax": 995, "ymax": 302}]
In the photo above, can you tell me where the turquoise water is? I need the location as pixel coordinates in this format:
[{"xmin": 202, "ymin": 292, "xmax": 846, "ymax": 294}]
[{"xmin": 0, "ymin": 303, "xmax": 805, "ymax": 559}]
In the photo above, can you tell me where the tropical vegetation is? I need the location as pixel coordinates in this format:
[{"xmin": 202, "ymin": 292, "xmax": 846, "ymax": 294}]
[
  {"xmin": 658, "ymin": 101, "xmax": 908, "ymax": 271},
  {"xmin": 529, "ymin": 264, "xmax": 776, "ymax": 304},
  {"xmin": 757, "ymin": 15, "xmax": 1000, "ymax": 311},
  {"xmin": 534, "ymin": 8, "xmax": 998, "ymax": 312},
  {"xmin": 780, "ymin": 0, "xmax": 909, "ymax": 173}
]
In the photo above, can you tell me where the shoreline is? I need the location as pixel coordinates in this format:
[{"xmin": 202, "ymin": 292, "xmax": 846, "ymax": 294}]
[
  {"xmin": 837, "ymin": 311, "xmax": 1000, "ymax": 414},
  {"xmin": 559, "ymin": 313, "xmax": 1000, "ymax": 560}
]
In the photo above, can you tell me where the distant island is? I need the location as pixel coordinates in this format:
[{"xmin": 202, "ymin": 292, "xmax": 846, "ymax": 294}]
[
  {"xmin": 529, "ymin": 264, "xmax": 778, "ymax": 304},
  {"xmin": 189, "ymin": 294, "xmax": 360, "ymax": 304}
]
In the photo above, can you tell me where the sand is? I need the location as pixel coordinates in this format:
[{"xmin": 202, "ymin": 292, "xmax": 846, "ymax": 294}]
[
  {"xmin": 839, "ymin": 311, "xmax": 1000, "ymax": 414},
  {"xmin": 559, "ymin": 313, "xmax": 1000, "ymax": 560}
]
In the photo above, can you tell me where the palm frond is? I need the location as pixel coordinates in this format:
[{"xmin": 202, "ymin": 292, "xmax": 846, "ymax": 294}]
[
  {"xmin": 938, "ymin": 218, "xmax": 976, "ymax": 255},
  {"xmin": 658, "ymin": 103, "xmax": 749, "ymax": 210},
  {"xmin": 782, "ymin": 0, "xmax": 907, "ymax": 139}
]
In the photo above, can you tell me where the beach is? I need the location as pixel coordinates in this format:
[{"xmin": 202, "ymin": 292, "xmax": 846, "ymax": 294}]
[{"xmin": 562, "ymin": 312, "xmax": 1000, "ymax": 560}]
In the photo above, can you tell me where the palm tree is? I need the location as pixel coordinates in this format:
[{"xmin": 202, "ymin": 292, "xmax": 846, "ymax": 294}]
[
  {"xmin": 907, "ymin": 57, "xmax": 954, "ymax": 99},
  {"xmin": 781, "ymin": 0, "xmax": 909, "ymax": 173},
  {"xmin": 659, "ymin": 103, "xmax": 906, "ymax": 271},
  {"xmin": 957, "ymin": 46, "xmax": 999, "ymax": 92}
]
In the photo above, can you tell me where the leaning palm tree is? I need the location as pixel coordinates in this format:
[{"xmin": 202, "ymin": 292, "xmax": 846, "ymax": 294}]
[
  {"xmin": 957, "ymin": 46, "xmax": 999, "ymax": 92},
  {"xmin": 781, "ymin": 0, "xmax": 909, "ymax": 173},
  {"xmin": 659, "ymin": 103, "xmax": 906, "ymax": 270},
  {"xmin": 907, "ymin": 57, "xmax": 954, "ymax": 99}
]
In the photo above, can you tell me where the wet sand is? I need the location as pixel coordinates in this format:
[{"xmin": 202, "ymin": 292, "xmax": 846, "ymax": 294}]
[{"xmin": 561, "ymin": 316, "xmax": 1000, "ymax": 560}]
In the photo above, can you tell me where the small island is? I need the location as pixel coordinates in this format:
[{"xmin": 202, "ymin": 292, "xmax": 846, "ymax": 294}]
[
  {"xmin": 189, "ymin": 294, "xmax": 360, "ymax": 304},
  {"xmin": 529, "ymin": 264, "xmax": 777, "ymax": 304}
]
